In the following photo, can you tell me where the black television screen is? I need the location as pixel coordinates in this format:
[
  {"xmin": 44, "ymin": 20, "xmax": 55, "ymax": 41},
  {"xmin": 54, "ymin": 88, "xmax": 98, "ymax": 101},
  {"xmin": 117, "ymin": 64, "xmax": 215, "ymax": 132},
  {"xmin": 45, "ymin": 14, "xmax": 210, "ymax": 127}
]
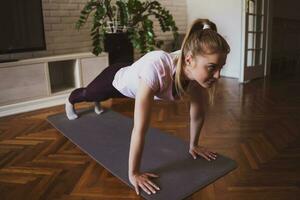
[{"xmin": 0, "ymin": 0, "xmax": 46, "ymax": 54}]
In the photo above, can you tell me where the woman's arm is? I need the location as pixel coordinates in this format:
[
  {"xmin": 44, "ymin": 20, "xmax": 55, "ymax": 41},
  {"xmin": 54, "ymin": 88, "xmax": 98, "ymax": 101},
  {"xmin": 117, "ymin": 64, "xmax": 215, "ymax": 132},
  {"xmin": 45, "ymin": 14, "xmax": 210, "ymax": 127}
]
[
  {"xmin": 188, "ymin": 82, "xmax": 217, "ymax": 161},
  {"xmin": 129, "ymin": 79, "xmax": 154, "ymax": 176},
  {"xmin": 188, "ymin": 82, "xmax": 206, "ymax": 148},
  {"xmin": 128, "ymin": 79, "xmax": 160, "ymax": 195}
]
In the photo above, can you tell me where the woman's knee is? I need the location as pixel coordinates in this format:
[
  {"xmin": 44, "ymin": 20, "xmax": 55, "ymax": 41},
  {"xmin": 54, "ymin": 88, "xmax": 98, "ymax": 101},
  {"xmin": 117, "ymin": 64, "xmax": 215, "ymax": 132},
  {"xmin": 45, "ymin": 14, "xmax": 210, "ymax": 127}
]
[{"xmin": 69, "ymin": 88, "xmax": 87, "ymax": 104}]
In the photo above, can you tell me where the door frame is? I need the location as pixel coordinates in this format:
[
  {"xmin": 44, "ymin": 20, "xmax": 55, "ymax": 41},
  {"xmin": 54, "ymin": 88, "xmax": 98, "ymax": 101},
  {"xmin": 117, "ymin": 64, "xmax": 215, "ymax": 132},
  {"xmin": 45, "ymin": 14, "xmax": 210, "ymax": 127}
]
[{"xmin": 239, "ymin": 0, "xmax": 272, "ymax": 83}]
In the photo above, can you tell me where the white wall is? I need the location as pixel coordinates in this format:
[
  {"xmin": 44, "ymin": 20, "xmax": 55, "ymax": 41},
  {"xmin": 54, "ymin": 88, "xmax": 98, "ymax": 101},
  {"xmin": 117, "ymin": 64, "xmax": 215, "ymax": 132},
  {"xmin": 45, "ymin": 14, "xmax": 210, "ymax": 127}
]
[{"xmin": 186, "ymin": 0, "xmax": 243, "ymax": 79}]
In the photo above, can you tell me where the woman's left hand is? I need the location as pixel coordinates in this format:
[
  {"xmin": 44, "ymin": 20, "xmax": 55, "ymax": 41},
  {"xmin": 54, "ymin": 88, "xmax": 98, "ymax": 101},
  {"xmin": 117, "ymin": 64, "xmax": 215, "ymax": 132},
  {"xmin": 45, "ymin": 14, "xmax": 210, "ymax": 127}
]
[{"xmin": 189, "ymin": 145, "xmax": 218, "ymax": 161}]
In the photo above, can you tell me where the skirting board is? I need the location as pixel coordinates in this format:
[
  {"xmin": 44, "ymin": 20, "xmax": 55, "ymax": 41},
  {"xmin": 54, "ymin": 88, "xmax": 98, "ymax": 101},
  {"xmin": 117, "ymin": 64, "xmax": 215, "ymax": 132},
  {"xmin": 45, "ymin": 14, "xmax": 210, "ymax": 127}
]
[{"xmin": 0, "ymin": 94, "xmax": 69, "ymax": 117}]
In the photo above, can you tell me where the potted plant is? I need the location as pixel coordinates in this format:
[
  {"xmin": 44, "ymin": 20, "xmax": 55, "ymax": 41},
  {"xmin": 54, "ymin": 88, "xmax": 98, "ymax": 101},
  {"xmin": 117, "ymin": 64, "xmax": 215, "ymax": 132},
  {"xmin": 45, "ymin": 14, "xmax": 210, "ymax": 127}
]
[{"xmin": 75, "ymin": 0, "xmax": 179, "ymax": 58}]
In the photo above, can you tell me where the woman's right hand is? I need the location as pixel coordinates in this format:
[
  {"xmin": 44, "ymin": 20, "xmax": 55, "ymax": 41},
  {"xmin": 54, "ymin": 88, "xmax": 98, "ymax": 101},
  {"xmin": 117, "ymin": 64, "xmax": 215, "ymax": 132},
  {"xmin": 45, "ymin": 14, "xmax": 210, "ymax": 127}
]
[{"xmin": 129, "ymin": 172, "xmax": 160, "ymax": 195}]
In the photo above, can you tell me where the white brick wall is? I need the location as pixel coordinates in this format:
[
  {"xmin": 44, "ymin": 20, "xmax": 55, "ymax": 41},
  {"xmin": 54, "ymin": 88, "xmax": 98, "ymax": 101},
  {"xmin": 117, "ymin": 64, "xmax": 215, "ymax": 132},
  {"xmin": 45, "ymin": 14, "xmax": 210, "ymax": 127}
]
[{"xmin": 0, "ymin": 0, "xmax": 186, "ymax": 61}]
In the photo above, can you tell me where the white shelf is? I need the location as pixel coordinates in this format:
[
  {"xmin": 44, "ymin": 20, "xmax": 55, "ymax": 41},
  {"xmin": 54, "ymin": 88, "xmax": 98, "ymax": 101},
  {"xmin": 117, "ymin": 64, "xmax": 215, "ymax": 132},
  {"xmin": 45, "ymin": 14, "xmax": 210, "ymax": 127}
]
[
  {"xmin": 0, "ymin": 52, "xmax": 106, "ymax": 68},
  {"xmin": 48, "ymin": 59, "xmax": 77, "ymax": 94},
  {"xmin": 0, "ymin": 52, "xmax": 109, "ymax": 117}
]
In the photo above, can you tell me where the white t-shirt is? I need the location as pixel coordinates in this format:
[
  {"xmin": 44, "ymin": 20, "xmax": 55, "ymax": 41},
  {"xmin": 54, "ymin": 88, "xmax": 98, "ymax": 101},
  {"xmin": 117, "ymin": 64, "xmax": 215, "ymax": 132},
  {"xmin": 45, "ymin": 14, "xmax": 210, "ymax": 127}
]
[{"xmin": 112, "ymin": 50, "xmax": 180, "ymax": 100}]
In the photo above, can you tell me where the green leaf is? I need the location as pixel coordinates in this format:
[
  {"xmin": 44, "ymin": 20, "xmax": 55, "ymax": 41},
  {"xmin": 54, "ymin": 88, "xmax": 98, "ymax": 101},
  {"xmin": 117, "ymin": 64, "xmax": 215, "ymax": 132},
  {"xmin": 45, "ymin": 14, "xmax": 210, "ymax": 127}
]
[{"xmin": 76, "ymin": 0, "xmax": 178, "ymax": 55}]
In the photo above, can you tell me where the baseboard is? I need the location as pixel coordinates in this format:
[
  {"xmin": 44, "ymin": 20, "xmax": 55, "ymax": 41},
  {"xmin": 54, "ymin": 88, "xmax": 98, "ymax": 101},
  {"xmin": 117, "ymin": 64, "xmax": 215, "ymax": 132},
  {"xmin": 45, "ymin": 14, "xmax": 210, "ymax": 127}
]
[{"xmin": 0, "ymin": 94, "xmax": 69, "ymax": 118}]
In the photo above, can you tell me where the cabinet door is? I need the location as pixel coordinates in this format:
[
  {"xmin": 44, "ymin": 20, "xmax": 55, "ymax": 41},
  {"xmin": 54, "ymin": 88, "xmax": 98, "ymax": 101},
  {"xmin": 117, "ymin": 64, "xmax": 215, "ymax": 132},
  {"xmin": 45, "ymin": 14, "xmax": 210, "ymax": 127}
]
[
  {"xmin": 80, "ymin": 56, "xmax": 109, "ymax": 87},
  {"xmin": 0, "ymin": 63, "xmax": 48, "ymax": 106}
]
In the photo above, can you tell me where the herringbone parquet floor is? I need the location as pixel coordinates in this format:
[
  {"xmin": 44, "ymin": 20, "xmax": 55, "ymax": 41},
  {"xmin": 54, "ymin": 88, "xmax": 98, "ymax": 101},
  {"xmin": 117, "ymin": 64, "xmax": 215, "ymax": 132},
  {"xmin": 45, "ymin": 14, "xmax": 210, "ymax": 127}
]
[{"xmin": 0, "ymin": 73, "xmax": 299, "ymax": 200}]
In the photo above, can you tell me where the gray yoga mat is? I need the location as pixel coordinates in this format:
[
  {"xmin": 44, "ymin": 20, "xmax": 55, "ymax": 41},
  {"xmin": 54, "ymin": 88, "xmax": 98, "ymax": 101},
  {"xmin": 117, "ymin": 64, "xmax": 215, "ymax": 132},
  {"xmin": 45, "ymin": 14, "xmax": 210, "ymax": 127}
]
[{"xmin": 47, "ymin": 108, "xmax": 237, "ymax": 200}]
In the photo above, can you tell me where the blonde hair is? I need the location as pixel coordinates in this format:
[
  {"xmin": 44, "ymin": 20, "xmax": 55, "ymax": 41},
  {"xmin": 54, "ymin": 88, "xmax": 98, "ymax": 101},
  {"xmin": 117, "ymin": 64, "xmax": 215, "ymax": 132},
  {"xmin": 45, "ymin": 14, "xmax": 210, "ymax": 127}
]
[{"xmin": 175, "ymin": 19, "xmax": 230, "ymax": 105}]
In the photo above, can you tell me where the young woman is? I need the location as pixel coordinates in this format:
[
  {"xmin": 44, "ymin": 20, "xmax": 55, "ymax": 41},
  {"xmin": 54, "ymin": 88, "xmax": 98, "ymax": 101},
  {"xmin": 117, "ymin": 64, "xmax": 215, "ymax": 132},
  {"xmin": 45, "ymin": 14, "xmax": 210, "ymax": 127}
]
[{"xmin": 65, "ymin": 18, "xmax": 230, "ymax": 196}]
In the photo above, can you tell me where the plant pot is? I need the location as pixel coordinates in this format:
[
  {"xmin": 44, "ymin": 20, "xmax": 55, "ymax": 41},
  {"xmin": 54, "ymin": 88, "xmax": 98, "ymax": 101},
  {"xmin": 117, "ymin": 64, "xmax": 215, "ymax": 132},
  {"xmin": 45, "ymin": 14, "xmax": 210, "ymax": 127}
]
[{"xmin": 104, "ymin": 32, "xmax": 134, "ymax": 66}]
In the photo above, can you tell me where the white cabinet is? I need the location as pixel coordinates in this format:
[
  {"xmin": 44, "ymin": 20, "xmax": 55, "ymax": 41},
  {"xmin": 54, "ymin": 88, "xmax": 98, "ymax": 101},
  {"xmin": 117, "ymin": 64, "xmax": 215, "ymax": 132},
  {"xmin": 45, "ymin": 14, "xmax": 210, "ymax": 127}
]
[
  {"xmin": 0, "ymin": 52, "xmax": 108, "ymax": 117},
  {"xmin": 0, "ymin": 63, "xmax": 48, "ymax": 105},
  {"xmin": 80, "ymin": 56, "xmax": 108, "ymax": 87}
]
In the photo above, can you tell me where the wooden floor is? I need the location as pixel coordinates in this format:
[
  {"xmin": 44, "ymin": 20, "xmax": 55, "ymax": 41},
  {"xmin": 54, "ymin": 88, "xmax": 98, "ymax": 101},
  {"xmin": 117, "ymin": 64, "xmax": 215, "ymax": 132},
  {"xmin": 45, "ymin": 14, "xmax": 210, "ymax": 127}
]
[{"xmin": 0, "ymin": 72, "xmax": 300, "ymax": 200}]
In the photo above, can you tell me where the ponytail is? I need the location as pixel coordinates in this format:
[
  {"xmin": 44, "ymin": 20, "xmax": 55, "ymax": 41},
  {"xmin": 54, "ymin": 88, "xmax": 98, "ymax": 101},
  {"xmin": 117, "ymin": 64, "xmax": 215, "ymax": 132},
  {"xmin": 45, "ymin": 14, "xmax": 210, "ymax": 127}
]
[{"xmin": 174, "ymin": 19, "xmax": 230, "ymax": 105}]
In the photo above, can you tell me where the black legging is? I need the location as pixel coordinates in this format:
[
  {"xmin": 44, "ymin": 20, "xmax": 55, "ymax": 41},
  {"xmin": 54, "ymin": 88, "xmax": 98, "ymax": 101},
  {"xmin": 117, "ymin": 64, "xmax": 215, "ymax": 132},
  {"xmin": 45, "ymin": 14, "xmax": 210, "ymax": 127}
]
[{"xmin": 68, "ymin": 62, "xmax": 129, "ymax": 105}]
